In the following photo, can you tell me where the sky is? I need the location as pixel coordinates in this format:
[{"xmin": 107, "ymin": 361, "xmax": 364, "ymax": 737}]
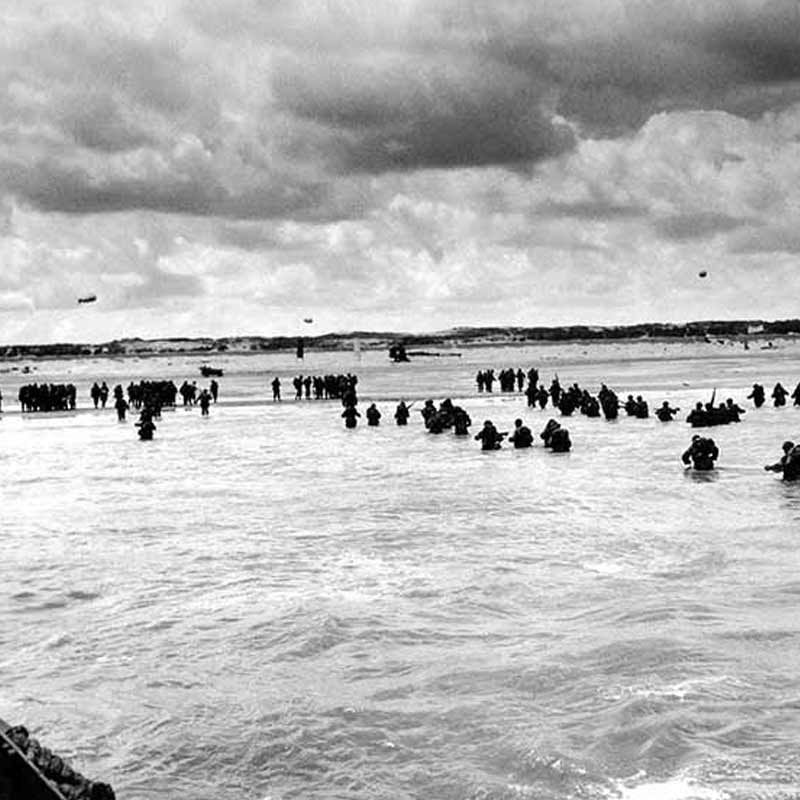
[{"xmin": 2, "ymin": 0, "xmax": 800, "ymax": 343}]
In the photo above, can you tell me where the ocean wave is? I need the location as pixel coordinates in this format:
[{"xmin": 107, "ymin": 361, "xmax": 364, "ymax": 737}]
[
  {"xmin": 4, "ymin": 350, "xmax": 800, "ymax": 799},
  {"xmin": 599, "ymin": 675, "xmax": 745, "ymax": 703},
  {"xmin": 610, "ymin": 775, "xmax": 729, "ymax": 800}
]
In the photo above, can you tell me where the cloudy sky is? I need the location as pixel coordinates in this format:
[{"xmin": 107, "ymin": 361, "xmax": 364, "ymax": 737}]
[{"xmin": 2, "ymin": 0, "xmax": 800, "ymax": 343}]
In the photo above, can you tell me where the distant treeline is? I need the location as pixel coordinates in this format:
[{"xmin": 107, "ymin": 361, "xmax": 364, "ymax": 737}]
[
  {"xmin": 448, "ymin": 320, "xmax": 785, "ymax": 342},
  {"xmin": 2, "ymin": 319, "xmax": 800, "ymax": 359}
]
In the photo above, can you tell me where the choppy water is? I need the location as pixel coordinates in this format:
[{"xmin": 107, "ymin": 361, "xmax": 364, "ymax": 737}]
[{"xmin": 2, "ymin": 344, "xmax": 800, "ymax": 800}]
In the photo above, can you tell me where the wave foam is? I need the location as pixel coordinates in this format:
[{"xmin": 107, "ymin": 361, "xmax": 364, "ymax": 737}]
[
  {"xmin": 613, "ymin": 776, "xmax": 729, "ymax": 800},
  {"xmin": 601, "ymin": 674, "xmax": 740, "ymax": 702}
]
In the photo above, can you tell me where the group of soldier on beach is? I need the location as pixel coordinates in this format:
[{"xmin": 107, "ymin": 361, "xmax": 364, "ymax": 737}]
[
  {"xmin": 270, "ymin": 373, "xmax": 359, "ymax": 403},
  {"xmin": 2, "ymin": 363, "xmax": 799, "ymax": 478},
  {"xmin": 17, "ymin": 382, "xmax": 78, "ymax": 412}
]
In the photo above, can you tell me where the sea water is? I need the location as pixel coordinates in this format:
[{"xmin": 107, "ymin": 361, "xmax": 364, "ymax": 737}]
[{"xmin": 1, "ymin": 344, "xmax": 800, "ymax": 800}]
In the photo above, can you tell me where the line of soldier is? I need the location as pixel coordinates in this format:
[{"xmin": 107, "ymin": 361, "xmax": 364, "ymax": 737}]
[
  {"xmin": 128, "ymin": 380, "xmax": 183, "ymax": 409},
  {"xmin": 338, "ymin": 375, "xmax": 800, "ymax": 476},
  {"xmin": 480, "ymin": 368, "xmax": 800, "ymax": 419},
  {"xmin": 521, "ymin": 377, "xmax": 628, "ymax": 420},
  {"xmin": 13, "ymin": 379, "xmax": 214, "ymax": 414},
  {"xmin": 6, "ymin": 372, "xmax": 800, "ymax": 415},
  {"xmin": 476, "ymin": 367, "xmax": 539, "ymax": 393},
  {"xmin": 464, "ymin": 415, "xmax": 571, "ymax": 452},
  {"xmin": 292, "ymin": 373, "xmax": 359, "ymax": 401},
  {"xmin": 685, "ymin": 398, "xmax": 745, "ymax": 427},
  {"xmin": 272, "ymin": 373, "xmax": 358, "ymax": 402},
  {"xmin": 18, "ymin": 383, "xmax": 77, "ymax": 411},
  {"xmin": 476, "ymin": 369, "xmax": 609, "ymax": 412},
  {"xmin": 342, "ymin": 394, "xmax": 574, "ymax": 454},
  {"xmin": 747, "ymin": 381, "xmax": 800, "ymax": 408},
  {"xmin": 344, "ymin": 397, "xmax": 799, "ymax": 479},
  {"xmin": 15, "ymin": 379, "xmax": 215, "ymax": 429},
  {"xmin": 681, "ymin": 435, "xmax": 800, "ymax": 481},
  {"xmin": 339, "ymin": 372, "xmax": 797, "ymax": 440}
]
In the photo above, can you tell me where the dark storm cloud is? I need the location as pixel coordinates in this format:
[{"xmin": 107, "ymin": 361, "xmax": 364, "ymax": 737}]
[
  {"xmin": 697, "ymin": 2, "xmax": 800, "ymax": 84},
  {"xmin": 538, "ymin": 200, "xmax": 647, "ymax": 221},
  {"xmin": 337, "ymin": 102, "xmax": 573, "ymax": 172},
  {"xmin": 477, "ymin": 1, "xmax": 800, "ymax": 133},
  {"xmin": 58, "ymin": 93, "xmax": 158, "ymax": 154},
  {"xmin": 653, "ymin": 212, "xmax": 750, "ymax": 241},
  {"xmin": 261, "ymin": 1, "xmax": 800, "ymax": 169},
  {"xmin": 728, "ymin": 225, "xmax": 800, "ymax": 254},
  {"xmin": 1, "ymin": 22, "xmax": 213, "ymax": 158},
  {"xmin": 5, "ymin": 0, "xmax": 800, "ymax": 222},
  {"xmin": 0, "ymin": 159, "xmax": 223, "ymax": 216},
  {"xmin": 0, "ymin": 198, "xmax": 13, "ymax": 236},
  {"xmin": 0, "ymin": 7, "xmax": 350, "ymax": 222},
  {"xmin": 0, "ymin": 154, "xmax": 336, "ymax": 221},
  {"xmin": 214, "ymin": 219, "xmax": 345, "ymax": 251},
  {"xmin": 215, "ymin": 222, "xmax": 285, "ymax": 251},
  {"xmin": 225, "ymin": 183, "xmax": 342, "ymax": 222},
  {"xmin": 272, "ymin": 53, "xmax": 574, "ymax": 171}
]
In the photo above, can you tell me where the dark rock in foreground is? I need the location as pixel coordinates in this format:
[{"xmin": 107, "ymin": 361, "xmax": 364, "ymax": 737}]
[{"xmin": 0, "ymin": 719, "xmax": 115, "ymax": 800}]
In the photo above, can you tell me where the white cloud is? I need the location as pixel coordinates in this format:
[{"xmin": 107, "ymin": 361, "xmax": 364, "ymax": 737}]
[{"xmin": 2, "ymin": 1, "xmax": 800, "ymax": 342}]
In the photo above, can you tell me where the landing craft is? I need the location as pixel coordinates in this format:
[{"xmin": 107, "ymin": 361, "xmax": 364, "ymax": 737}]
[{"xmin": 77, "ymin": 294, "xmax": 97, "ymax": 304}]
